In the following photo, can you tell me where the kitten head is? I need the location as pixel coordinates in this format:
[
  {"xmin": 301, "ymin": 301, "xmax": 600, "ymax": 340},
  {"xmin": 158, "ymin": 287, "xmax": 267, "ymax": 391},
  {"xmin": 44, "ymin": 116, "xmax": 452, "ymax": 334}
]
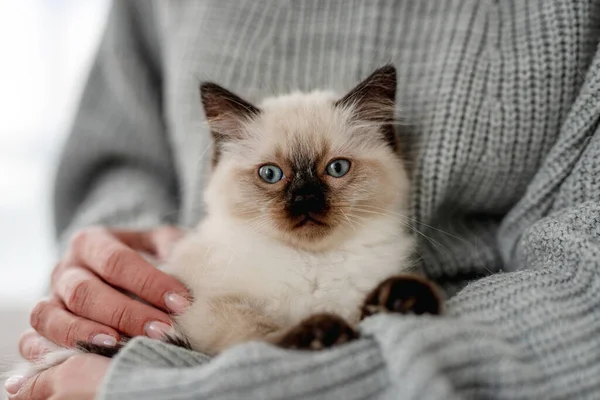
[{"xmin": 200, "ymin": 65, "xmax": 409, "ymax": 251}]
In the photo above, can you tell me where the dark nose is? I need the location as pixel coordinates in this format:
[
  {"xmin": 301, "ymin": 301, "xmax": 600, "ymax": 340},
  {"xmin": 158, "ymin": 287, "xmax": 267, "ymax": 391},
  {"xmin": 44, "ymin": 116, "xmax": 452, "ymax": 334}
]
[
  {"xmin": 293, "ymin": 193, "xmax": 318, "ymax": 203},
  {"xmin": 288, "ymin": 187, "xmax": 327, "ymax": 216}
]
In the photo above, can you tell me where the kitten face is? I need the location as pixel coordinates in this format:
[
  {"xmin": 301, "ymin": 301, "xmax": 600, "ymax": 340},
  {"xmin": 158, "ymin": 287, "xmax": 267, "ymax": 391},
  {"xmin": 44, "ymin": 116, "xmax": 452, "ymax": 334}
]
[{"xmin": 201, "ymin": 65, "xmax": 409, "ymax": 250}]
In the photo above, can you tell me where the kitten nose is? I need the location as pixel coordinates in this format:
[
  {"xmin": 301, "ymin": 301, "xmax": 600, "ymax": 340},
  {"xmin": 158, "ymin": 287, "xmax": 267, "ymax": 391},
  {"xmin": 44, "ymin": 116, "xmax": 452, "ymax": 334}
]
[
  {"xmin": 293, "ymin": 193, "xmax": 317, "ymax": 203},
  {"xmin": 288, "ymin": 188, "xmax": 326, "ymax": 215}
]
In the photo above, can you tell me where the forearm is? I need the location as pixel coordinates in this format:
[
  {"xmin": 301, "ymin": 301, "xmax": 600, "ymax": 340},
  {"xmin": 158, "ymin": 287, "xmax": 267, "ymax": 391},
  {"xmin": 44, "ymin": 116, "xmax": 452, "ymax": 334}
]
[{"xmin": 100, "ymin": 337, "xmax": 388, "ymax": 400}]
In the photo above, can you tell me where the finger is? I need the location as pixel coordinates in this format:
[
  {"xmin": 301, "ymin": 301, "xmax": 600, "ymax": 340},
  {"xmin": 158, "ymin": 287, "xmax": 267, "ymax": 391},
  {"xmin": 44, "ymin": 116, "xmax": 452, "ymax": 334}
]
[
  {"xmin": 56, "ymin": 268, "xmax": 173, "ymax": 338},
  {"xmin": 29, "ymin": 296, "xmax": 120, "ymax": 349},
  {"xmin": 8, "ymin": 367, "xmax": 54, "ymax": 400},
  {"xmin": 18, "ymin": 329, "xmax": 58, "ymax": 361},
  {"xmin": 70, "ymin": 229, "xmax": 190, "ymax": 312},
  {"xmin": 112, "ymin": 226, "xmax": 183, "ymax": 260}
]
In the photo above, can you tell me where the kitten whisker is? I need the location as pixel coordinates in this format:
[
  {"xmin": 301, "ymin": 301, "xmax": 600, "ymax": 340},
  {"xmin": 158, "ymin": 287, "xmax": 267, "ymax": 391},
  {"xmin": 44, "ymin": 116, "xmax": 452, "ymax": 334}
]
[
  {"xmin": 352, "ymin": 204, "xmax": 469, "ymax": 243},
  {"xmin": 348, "ymin": 207, "xmax": 456, "ymax": 262},
  {"xmin": 339, "ymin": 209, "xmax": 355, "ymax": 231},
  {"xmin": 351, "ymin": 204, "xmax": 490, "ymax": 272}
]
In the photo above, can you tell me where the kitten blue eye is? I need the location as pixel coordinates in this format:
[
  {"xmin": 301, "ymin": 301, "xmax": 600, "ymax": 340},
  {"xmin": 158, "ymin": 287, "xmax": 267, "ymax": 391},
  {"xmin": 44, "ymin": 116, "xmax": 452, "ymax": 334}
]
[
  {"xmin": 326, "ymin": 159, "xmax": 351, "ymax": 178},
  {"xmin": 258, "ymin": 164, "xmax": 284, "ymax": 183}
]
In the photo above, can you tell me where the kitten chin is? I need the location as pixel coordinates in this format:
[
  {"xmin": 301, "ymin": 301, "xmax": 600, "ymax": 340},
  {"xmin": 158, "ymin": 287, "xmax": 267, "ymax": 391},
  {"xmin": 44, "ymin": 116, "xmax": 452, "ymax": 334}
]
[{"xmin": 12, "ymin": 64, "xmax": 423, "ymax": 375}]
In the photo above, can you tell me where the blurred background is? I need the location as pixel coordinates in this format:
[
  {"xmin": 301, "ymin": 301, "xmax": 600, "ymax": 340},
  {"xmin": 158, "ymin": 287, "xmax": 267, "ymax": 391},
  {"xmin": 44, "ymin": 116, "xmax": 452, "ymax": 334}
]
[{"xmin": 0, "ymin": 0, "xmax": 111, "ymax": 387}]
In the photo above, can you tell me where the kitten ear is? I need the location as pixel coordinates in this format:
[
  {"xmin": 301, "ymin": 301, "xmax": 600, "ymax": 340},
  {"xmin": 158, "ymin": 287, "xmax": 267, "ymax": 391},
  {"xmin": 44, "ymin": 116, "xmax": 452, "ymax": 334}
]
[
  {"xmin": 335, "ymin": 65, "xmax": 398, "ymax": 150},
  {"xmin": 200, "ymin": 82, "xmax": 261, "ymax": 165},
  {"xmin": 200, "ymin": 82, "xmax": 260, "ymax": 123}
]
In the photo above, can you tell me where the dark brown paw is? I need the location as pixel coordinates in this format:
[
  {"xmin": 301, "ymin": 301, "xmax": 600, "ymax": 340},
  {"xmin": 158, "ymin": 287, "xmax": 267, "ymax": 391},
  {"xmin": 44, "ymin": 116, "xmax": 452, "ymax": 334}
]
[
  {"xmin": 277, "ymin": 313, "xmax": 359, "ymax": 351},
  {"xmin": 361, "ymin": 274, "xmax": 443, "ymax": 319}
]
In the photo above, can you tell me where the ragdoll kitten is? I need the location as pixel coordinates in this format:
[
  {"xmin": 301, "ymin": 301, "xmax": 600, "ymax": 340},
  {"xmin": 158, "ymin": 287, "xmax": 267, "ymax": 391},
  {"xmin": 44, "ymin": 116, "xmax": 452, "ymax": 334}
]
[
  {"xmin": 167, "ymin": 64, "xmax": 441, "ymax": 353},
  {"xmin": 17, "ymin": 65, "xmax": 441, "ymax": 376}
]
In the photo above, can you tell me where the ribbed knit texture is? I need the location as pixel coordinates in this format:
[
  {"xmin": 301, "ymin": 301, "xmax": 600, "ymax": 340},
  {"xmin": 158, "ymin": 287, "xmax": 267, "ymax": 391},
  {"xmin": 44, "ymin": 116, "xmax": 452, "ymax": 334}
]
[{"xmin": 53, "ymin": 1, "xmax": 600, "ymax": 399}]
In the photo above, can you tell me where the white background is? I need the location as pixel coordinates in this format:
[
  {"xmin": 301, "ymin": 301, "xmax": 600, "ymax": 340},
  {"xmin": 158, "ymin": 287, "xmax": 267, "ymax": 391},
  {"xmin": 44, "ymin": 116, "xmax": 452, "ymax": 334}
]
[{"xmin": 0, "ymin": 0, "xmax": 111, "ymax": 387}]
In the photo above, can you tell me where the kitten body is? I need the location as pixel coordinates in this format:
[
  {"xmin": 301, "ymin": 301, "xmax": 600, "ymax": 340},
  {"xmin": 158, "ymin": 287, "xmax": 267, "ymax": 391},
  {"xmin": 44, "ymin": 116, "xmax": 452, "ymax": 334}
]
[{"xmin": 169, "ymin": 185, "xmax": 413, "ymax": 354}]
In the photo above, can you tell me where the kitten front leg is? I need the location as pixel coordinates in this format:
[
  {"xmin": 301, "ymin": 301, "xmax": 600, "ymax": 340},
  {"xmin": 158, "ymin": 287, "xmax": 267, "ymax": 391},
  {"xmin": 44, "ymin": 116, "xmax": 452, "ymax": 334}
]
[
  {"xmin": 361, "ymin": 274, "xmax": 443, "ymax": 319},
  {"xmin": 276, "ymin": 313, "xmax": 358, "ymax": 351},
  {"xmin": 276, "ymin": 275, "xmax": 442, "ymax": 351}
]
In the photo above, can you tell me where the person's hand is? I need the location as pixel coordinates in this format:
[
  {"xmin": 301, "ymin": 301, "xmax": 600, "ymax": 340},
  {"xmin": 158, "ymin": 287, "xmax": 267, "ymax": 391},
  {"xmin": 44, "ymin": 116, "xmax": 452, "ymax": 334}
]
[
  {"xmin": 5, "ymin": 353, "xmax": 109, "ymax": 399},
  {"xmin": 20, "ymin": 226, "xmax": 190, "ymax": 359}
]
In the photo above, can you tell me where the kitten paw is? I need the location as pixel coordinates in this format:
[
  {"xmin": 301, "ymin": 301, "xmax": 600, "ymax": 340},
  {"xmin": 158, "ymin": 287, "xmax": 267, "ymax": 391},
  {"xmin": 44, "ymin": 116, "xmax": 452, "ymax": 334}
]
[
  {"xmin": 277, "ymin": 313, "xmax": 358, "ymax": 350},
  {"xmin": 361, "ymin": 274, "xmax": 443, "ymax": 318}
]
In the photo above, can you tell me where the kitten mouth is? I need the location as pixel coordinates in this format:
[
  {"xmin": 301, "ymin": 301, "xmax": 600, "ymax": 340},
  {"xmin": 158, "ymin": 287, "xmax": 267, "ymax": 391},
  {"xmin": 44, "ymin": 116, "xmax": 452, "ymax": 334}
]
[{"xmin": 294, "ymin": 215, "xmax": 327, "ymax": 228}]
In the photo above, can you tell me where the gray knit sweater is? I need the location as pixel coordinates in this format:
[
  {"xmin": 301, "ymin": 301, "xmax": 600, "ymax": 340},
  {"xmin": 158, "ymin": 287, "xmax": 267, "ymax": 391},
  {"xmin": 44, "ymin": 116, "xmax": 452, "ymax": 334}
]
[{"xmin": 54, "ymin": 1, "xmax": 600, "ymax": 399}]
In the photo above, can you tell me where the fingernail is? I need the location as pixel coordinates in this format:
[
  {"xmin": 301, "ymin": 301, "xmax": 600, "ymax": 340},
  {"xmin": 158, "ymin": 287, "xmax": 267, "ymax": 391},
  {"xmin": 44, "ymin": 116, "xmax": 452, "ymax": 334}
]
[
  {"xmin": 5, "ymin": 375, "xmax": 25, "ymax": 394},
  {"xmin": 145, "ymin": 321, "xmax": 172, "ymax": 339},
  {"xmin": 91, "ymin": 334, "xmax": 118, "ymax": 347},
  {"xmin": 164, "ymin": 292, "xmax": 190, "ymax": 314}
]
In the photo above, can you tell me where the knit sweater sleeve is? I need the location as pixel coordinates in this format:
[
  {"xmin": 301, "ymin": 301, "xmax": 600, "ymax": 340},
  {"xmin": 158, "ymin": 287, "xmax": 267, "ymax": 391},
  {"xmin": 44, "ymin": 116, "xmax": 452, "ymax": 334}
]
[
  {"xmin": 97, "ymin": 48, "xmax": 600, "ymax": 400},
  {"xmin": 54, "ymin": 0, "xmax": 178, "ymax": 251}
]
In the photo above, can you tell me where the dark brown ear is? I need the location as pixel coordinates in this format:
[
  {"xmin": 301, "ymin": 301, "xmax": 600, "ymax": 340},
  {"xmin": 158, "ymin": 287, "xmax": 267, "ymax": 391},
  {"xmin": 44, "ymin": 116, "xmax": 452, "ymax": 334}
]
[
  {"xmin": 200, "ymin": 82, "xmax": 260, "ymax": 165},
  {"xmin": 335, "ymin": 65, "xmax": 398, "ymax": 150}
]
